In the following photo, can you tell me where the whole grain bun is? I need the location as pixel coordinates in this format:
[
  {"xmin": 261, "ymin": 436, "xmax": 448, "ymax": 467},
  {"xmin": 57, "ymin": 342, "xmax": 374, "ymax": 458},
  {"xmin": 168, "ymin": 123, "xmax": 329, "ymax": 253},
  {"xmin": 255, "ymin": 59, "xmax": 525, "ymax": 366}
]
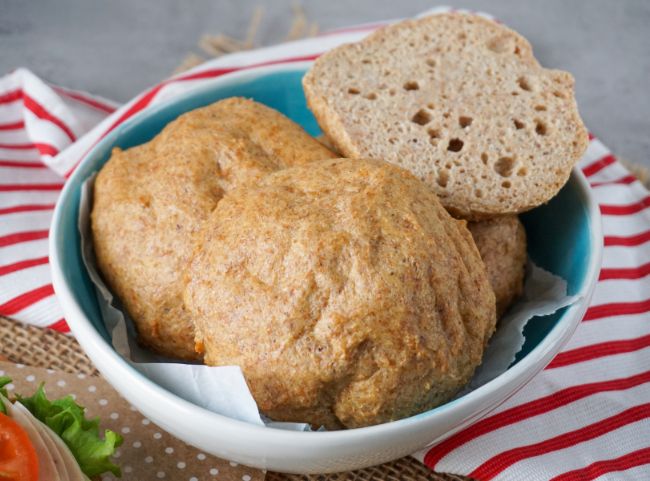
[
  {"xmin": 303, "ymin": 13, "xmax": 588, "ymax": 219},
  {"xmin": 468, "ymin": 216, "xmax": 527, "ymax": 317},
  {"xmin": 185, "ymin": 158, "xmax": 496, "ymax": 428},
  {"xmin": 92, "ymin": 98, "xmax": 336, "ymax": 360}
]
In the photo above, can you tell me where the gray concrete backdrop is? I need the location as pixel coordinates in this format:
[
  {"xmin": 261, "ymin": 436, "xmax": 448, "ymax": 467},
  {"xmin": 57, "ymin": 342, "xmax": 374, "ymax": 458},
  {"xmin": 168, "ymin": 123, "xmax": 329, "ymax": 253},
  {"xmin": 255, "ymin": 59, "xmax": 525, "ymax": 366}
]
[{"xmin": 1, "ymin": 0, "xmax": 648, "ymax": 164}]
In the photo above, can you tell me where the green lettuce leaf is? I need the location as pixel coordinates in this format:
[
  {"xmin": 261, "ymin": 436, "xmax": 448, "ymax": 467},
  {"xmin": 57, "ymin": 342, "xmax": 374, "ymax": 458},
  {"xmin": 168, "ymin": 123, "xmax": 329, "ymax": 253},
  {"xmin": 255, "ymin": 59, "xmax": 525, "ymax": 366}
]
[
  {"xmin": 18, "ymin": 383, "xmax": 123, "ymax": 478},
  {"xmin": 0, "ymin": 376, "xmax": 11, "ymax": 414}
]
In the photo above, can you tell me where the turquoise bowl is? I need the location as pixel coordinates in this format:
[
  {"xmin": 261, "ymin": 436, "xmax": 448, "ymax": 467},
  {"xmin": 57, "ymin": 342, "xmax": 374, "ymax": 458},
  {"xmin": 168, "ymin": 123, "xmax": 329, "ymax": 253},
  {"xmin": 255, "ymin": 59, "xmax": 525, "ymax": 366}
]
[{"xmin": 50, "ymin": 62, "xmax": 602, "ymax": 474}]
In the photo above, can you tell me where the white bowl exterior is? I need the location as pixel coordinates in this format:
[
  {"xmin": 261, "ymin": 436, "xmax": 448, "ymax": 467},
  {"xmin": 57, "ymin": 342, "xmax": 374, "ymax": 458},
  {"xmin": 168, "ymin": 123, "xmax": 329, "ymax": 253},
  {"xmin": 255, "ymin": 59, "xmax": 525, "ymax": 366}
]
[{"xmin": 49, "ymin": 63, "xmax": 603, "ymax": 474}]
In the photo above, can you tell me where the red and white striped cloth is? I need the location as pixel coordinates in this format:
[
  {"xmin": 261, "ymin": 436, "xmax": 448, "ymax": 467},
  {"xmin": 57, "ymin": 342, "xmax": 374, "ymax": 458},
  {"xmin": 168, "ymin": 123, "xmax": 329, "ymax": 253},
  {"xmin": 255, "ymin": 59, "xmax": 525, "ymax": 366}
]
[{"xmin": 1, "ymin": 8, "xmax": 649, "ymax": 480}]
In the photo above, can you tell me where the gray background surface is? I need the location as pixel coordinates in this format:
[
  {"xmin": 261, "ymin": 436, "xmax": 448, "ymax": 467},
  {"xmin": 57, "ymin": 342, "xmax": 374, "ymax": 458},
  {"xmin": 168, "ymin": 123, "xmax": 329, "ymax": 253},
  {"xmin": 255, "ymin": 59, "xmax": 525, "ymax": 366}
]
[{"xmin": 1, "ymin": 0, "xmax": 648, "ymax": 164}]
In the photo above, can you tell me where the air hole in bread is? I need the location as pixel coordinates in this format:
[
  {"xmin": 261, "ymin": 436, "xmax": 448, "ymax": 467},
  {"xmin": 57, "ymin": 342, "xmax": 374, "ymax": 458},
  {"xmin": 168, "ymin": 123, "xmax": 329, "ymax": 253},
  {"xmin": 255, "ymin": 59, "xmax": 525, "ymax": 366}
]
[
  {"xmin": 437, "ymin": 170, "xmax": 449, "ymax": 187},
  {"xmin": 348, "ymin": 87, "xmax": 360, "ymax": 95},
  {"xmin": 403, "ymin": 81, "xmax": 420, "ymax": 91},
  {"xmin": 517, "ymin": 76, "xmax": 532, "ymax": 91},
  {"xmin": 427, "ymin": 103, "xmax": 435, "ymax": 109},
  {"xmin": 535, "ymin": 120, "xmax": 548, "ymax": 136},
  {"xmin": 362, "ymin": 59, "xmax": 371, "ymax": 64},
  {"xmin": 481, "ymin": 153, "xmax": 488, "ymax": 165},
  {"xmin": 411, "ymin": 109, "xmax": 432, "ymax": 125},
  {"xmin": 458, "ymin": 33, "xmax": 467, "ymax": 41},
  {"xmin": 502, "ymin": 180, "xmax": 512, "ymax": 188},
  {"xmin": 447, "ymin": 138, "xmax": 464, "ymax": 152},
  {"xmin": 389, "ymin": 89, "xmax": 396, "ymax": 96},
  {"xmin": 494, "ymin": 156, "xmax": 515, "ymax": 177},
  {"xmin": 426, "ymin": 59, "xmax": 436, "ymax": 67},
  {"xmin": 553, "ymin": 91, "xmax": 565, "ymax": 98},
  {"xmin": 517, "ymin": 167, "xmax": 528, "ymax": 176},
  {"xmin": 364, "ymin": 92, "xmax": 377, "ymax": 100},
  {"xmin": 388, "ymin": 138, "xmax": 397, "ymax": 145},
  {"xmin": 445, "ymin": 162, "xmax": 452, "ymax": 169},
  {"xmin": 475, "ymin": 188, "xmax": 483, "ymax": 198},
  {"xmin": 459, "ymin": 116, "xmax": 473, "ymax": 128},
  {"xmin": 513, "ymin": 119, "xmax": 525, "ymax": 130},
  {"xmin": 428, "ymin": 128, "xmax": 441, "ymax": 139},
  {"xmin": 511, "ymin": 91, "xmax": 519, "ymax": 96},
  {"xmin": 514, "ymin": 46, "xmax": 521, "ymax": 55},
  {"xmin": 535, "ymin": 105, "xmax": 547, "ymax": 111}
]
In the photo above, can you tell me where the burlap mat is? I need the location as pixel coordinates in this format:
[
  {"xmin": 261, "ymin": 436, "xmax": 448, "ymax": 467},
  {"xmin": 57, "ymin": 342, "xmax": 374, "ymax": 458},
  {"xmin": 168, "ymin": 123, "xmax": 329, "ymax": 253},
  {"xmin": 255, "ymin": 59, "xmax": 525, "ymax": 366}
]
[{"xmin": 0, "ymin": 315, "xmax": 467, "ymax": 481}]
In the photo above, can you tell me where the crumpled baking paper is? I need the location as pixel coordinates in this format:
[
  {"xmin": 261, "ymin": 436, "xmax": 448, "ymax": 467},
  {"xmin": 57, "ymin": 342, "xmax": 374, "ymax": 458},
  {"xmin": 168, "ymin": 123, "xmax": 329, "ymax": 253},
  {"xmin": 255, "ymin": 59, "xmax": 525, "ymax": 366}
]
[{"xmin": 79, "ymin": 176, "xmax": 579, "ymax": 430}]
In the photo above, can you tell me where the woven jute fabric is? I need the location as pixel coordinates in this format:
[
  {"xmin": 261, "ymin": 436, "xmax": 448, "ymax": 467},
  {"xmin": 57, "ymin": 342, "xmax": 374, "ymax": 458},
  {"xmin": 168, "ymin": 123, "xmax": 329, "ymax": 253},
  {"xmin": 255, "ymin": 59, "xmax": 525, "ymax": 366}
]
[{"xmin": 0, "ymin": 315, "xmax": 469, "ymax": 481}]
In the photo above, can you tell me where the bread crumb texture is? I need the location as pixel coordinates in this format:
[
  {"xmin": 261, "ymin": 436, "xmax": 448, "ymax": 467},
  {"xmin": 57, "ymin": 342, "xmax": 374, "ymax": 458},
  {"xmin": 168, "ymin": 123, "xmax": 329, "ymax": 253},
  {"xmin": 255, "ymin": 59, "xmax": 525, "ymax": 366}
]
[{"xmin": 303, "ymin": 13, "xmax": 589, "ymax": 219}]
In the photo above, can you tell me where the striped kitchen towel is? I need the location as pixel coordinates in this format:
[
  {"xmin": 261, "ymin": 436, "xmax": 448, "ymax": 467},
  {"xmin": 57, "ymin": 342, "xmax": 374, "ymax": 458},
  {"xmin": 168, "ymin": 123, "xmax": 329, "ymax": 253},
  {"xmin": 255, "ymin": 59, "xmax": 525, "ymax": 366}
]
[{"xmin": 1, "ymin": 8, "xmax": 649, "ymax": 480}]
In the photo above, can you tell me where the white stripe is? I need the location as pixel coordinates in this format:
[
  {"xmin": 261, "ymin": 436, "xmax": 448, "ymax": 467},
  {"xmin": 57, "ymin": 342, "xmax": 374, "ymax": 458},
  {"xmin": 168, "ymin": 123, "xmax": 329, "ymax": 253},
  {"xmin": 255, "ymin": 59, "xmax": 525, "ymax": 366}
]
[
  {"xmin": 0, "ymin": 210, "xmax": 53, "ymax": 236},
  {"xmin": 0, "ymin": 129, "xmax": 30, "ymax": 144},
  {"xmin": 0, "ymin": 165, "xmax": 63, "ymax": 184},
  {"xmin": 590, "ymin": 277, "xmax": 650, "ymax": 305},
  {"xmin": 0, "ymin": 147, "xmax": 41, "ymax": 161},
  {"xmin": 8, "ymin": 293, "xmax": 62, "ymax": 327},
  {"xmin": 562, "ymin": 314, "xmax": 650, "ymax": 351},
  {"xmin": 0, "ymin": 264, "xmax": 52, "ymax": 303},
  {"xmin": 0, "ymin": 103, "xmax": 23, "ymax": 122},
  {"xmin": 601, "ymin": 211, "xmax": 650, "ymax": 239},
  {"xmin": 0, "ymin": 238, "xmax": 49, "ymax": 264},
  {"xmin": 0, "ymin": 189, "xmax": 60, "ymax": 208},
  {"xmin": 601, "ymin": 244, "xmax": 650, "ymax": 269}
]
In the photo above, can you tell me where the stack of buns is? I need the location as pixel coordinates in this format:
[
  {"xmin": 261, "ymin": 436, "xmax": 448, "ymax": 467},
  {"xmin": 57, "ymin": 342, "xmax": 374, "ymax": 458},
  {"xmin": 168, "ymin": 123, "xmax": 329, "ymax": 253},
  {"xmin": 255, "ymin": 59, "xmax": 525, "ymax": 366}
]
[{"xmin": 91, "ymin": 13, "xmax": 587, "ymax": 428}]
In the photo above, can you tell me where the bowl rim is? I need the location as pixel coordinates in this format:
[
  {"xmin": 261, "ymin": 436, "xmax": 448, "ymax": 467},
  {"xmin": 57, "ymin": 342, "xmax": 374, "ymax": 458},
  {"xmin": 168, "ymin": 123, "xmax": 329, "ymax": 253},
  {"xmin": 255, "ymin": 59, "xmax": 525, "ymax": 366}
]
[{"xmin": 49, "ymin": 61, "xmax": 604, "ymax": 444}]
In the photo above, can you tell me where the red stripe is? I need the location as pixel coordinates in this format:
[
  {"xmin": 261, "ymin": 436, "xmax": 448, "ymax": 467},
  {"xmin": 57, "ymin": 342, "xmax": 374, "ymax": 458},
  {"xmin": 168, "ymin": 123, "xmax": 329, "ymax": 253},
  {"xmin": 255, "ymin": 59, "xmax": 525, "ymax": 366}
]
[
  {"xmin": 582, "ymin": 154, "xmax": 616, "ymax": 177},
  {"xmin": 23, "ymin": 93, "xmax": 76, "ymax": 142},
  {"xmin": 0, "ymin": 142, "xmax": 59, "ymax": 157},
  {"xmin": 64, "ymin": 54, "xmax": 320, "ymax": 178},
  {"xmin": 0, "ymin": 183, "xmax": 63, "ymax": 192},
  {"xmin": 548, "ymin": 333, "xmax": 650, "ymax": 369},
  {"xmin": 52, "ymin": 86, "xmax": 117, "ymax": 114},
  {"xmin": 591, "ymin": 175, "xmax": 637, "ymax": 188},
  {"xmin": 600, "ymin": 262, "xmax": 650, "ymax": 280},
  {"xmin": 0, "ymin": 160, "xmax": 46, "ymax": 169},
  {"xmin": 600, "ymin": 195, "xmax": 650, "ymax": 216},
  {"xmin": 0, "ymin": 142, "xmax": 35, "ymax": 150},
  {"xmin": 0, "ymin": 120, "xmax": 24, "ymax": 130},
  {"xmin": 549, "ymin": 446, "xmax": 650, "ymax": 481},
  {"xmin": 0, "ymin": 204, "xmax": 54, "ymax": 215},
  {"xmin": 469, "ymin": 403, "xmax": 650, "ymax": 480},
  {"xmin": 0, "ymin": 256, "xmax": 49, "ymax": 276},
  {"xmin": 605, "ymin": 230, "xmax": 650, "ymax": 247},
  {"xmin": 583, "ymin": 299, "xmax": 650, "ymax": 321},
  {"xmin": 0, "ymin": 284, "xmax": 54, "ymax": 315},
  {"xmin": 48, "ymin": 318, "xmax": 70, "ymax": 333},
  {"xmin": 0, "ymin": 89, "xmax": 22, "ymax": 104},
  {"xmin": 33, "ymin": 143, "xmax": 59, "ymax": 157},
  {"xmin": 0, "ymin": 230, "xmax": 48, "ymax": 247},
  {"xmin": 423, "ymin": 371, "xmax": 650, "ymax": 469}
]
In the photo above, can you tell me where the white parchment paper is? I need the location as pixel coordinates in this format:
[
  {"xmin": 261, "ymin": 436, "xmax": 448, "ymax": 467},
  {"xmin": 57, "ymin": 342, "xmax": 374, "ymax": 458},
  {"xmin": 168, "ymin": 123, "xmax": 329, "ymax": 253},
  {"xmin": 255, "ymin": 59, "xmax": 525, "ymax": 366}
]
[{"xmin": 79, "ymin": 176, "xmax": 579, "ymax": 430}]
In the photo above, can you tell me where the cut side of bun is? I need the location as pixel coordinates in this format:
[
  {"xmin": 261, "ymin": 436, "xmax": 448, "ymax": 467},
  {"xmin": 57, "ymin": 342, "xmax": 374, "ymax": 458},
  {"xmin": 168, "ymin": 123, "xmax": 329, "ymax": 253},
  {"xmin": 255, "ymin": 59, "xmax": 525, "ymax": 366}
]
[{"xmin": 303, "ymin": 13, "xmax": 589, "ymax": 219}]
